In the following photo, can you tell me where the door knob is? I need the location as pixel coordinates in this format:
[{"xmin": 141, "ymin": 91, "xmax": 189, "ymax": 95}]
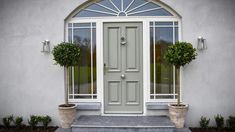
[{"xmin": 121, "ymin": 74, "xmax": 126, "ymax": 79}]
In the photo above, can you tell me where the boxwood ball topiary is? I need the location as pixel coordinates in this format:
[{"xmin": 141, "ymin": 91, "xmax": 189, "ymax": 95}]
[
  {"xmin": 164, "ymin": 41, "xmax": 197, "ymax": 69},
  {"xmin": 52, "ymin": 42, "xmax": 80, "ymax": 67}
]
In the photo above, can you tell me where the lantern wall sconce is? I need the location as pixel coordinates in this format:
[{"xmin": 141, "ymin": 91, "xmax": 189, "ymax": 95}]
[
  {"xmin": 41, "ymin": 40, "xmax": 50, "ymax": 53},
  {"xmin": 197, "ymin": 36, "xmax": 206, "ymax": 50}
]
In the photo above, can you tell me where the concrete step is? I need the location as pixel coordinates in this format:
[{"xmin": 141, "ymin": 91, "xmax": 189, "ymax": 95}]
[
  {"xmin": 71, "ymin": 115, "xmax": 175, "ymax": 132},
  {"xmin": 56, "ymin": 127, "xmax": 191, "ymax": 132}
]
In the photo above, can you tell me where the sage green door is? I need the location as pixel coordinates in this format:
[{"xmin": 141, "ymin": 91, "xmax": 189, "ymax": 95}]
[{"xmin": 104, "ymin": 22, "xmax": 143, "ymax": 114}]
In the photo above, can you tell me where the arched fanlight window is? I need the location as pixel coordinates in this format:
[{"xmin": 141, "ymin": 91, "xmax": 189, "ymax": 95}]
[{"xmin": 73, "ymin": 0, "xmax": 173, "ymax": 17}]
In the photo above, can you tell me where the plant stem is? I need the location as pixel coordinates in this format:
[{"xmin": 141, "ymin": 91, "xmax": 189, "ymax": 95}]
[
  {"xmin": 64, "ymin": 67, "xmax": 68, "ymax": 105},
  {"xmin": 176, "ymin": 67, "xmax": 180, "ymax": 105}
]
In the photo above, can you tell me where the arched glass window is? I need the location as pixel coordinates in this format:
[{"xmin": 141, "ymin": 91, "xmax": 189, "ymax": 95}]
[{"xmin": 73, "ymin": 0, "xmax": 173, "ymax": 17}]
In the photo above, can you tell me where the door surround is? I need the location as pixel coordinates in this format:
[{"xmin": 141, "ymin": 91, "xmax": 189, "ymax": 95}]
[{"xmin": 65, "ymin": 17, "xmax": 182, "ymax": 116}]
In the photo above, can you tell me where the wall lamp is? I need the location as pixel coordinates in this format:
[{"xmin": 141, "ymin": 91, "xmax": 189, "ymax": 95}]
[
  {"xmin": 197, "ymin": 36, "xmax": 206, "ymax": 50},
  {"xmin": 41, "ymin": 40, "xmax": 50, "ymax": 53}
]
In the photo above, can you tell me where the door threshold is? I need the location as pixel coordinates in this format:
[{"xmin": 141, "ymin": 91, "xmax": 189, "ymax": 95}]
[{"xmin": 101, "ymin": 114, "xmax": 144, "ymax": 116}]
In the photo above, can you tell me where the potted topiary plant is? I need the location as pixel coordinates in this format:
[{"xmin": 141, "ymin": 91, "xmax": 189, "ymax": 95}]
[
  {"xmin": 164, "ymin": 41, "xmax": 197, "ymax": 128},
  {"xmin": 52, "ymin": 42, "xmax": 80, "ymax": 128}
]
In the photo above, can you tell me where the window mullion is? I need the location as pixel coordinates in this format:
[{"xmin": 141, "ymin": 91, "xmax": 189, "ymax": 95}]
[
  {"xmin": 153, "ymin": 21, "xmax": 156, "ymax": 99},
  {"xmin": 71, "ymin": 24, "xmax": 74, "ymax": 100},
  {"xmin": 173, "ymin": 22, "xmax": 176, "ymax": 99},
  {"xmin": 91, "ymin": 23, "xmax": 94, "ymax": 99}
]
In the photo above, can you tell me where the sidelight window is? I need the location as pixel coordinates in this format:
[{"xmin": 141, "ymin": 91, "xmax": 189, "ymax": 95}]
[
  {"xmin": 150, "ymin": 21, "xmax": 180, "ymax": 100},
  {"xmin": 68, "ymin": 23, "xmax": 97, "ymax": 100}
]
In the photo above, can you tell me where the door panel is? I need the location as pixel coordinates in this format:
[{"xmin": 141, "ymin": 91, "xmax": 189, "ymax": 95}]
[
  {"xmin": 107, "ymin": 27, "xmax": 121, "ymax": 71},
  {"xmin": 104, "ymin": 22, "xmax": 143, "ymax": 114},
  {"xmin": 126, "ymin": 81, "xmax": 139, "ymax": 105},
  {"xmin": 108, "ymin": 81, "xmax": 121, "ymax": 105},
  {"xmin": 126, "ymin": 27, "xmax": 139, "ymax": 71}
]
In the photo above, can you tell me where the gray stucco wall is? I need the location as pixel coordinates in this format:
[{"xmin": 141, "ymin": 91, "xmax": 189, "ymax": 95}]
[{"xmin": 0, "ymin": 0, "xmax": 235, "ymax": 127}]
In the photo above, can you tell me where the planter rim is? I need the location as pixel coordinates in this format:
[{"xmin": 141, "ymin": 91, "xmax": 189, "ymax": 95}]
[
  {"xmin": 168, "ymin": 104, "xmax": 189, "ymax": 109},
  {"xmin": 58, "ymin": 104, "xmax": 76, "ymax": 110}
]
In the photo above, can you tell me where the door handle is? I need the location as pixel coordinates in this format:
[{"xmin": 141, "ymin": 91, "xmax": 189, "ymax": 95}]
[
  {"xmin": 104, "ymin": 63, "xmax": 109, "ymax": 75},
  {"xmin": 121, "ymin": 74, "xmax": 126, "ymax": 79}
]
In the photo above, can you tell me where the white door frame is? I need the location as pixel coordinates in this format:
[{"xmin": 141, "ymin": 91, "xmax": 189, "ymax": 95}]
[{"xmin": 66, "ymin": 17, "xmax": 182, "ymax": 116}]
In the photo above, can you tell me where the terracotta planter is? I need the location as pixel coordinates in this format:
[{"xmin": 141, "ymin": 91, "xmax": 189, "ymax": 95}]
[
  {"xmin": 58, "ymin": 104, "xmax": 76, "ymax": 128},
  {"xmin": 168, "ymin": 104, "xmax": 188, "ymax": 128}
]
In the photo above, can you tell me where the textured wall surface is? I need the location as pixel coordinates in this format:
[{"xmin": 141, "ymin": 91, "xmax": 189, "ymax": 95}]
[{"xmin": 0, "ymin": 0, "xmax": 235, "ymax": 127}]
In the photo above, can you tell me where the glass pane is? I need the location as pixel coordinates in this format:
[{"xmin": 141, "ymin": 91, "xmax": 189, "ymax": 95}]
[
  {"xmin": 99, "ymin": 0, "xmax": 118, "ymax": 11},
  {"xmin": 92, "ymin": 23, "xmax": 96, "ymax": 27},
  {"xmin": 74, "ymin": 10, "xmax": 115, "ymax": 17},
  {"xmin": 92, "ymin": 26, "xmax": 97, "ymax": 95},
  {"xmin": 155, "ymin": 27, "xmax": 173, "ymax": 95},
  {"xmin": 155, "ymin": 95, "xmax": 174, "ymax": 99},
  {"xmin": 150, "ymin": 27, "xmax": 154, "ymax": 95},
  {"xmin": 123, "ymin": 0, "xmax": 134, "ymax": 11},
  {"xmin": 155, "ymin": 27, "xmax": 173, "ymax": 43},
  {"xmin": 129, "ymin": 8, "xmax": 172, "ymax": 16},
  {"xmin": 74, "ymin": 66, "xmax": 79, "ymax": 95},
  {"xmin": 74, "ymin": 23, "xmax": 91, "ymax": 28},
  {"xmin": 93, "ymin": 95, "xmax": 97, "ymax": 99},
  {"xmin": 74, "ymin": 95, "xmax": 92, "ymax": 99},
  {"xmin": 150, "ymin": 22, "xmax": 179, "ymax": 100},
  {"xmin": 68, "ymin": 67, "xmax": 73, "ymax": 95},
  {"xmin": 128, "ymin": 2, "xmax": 160, "ymax": 13},
  {"xmin": 69, "ymin": 23, "xmax": 97, "ymax": 99},
  {"xmin": 154, "ymin": 41, "xmax": 173, "ymax": 94},
  {"xmin": 87, "ymin": 3, "xmax": 116, "ymax": 13},
  {"xmin": 127, "ymin": 0, "xmax": 146, "ymax": 12},
  {"xmin": 73, "ymin": 28, "xmax": 92, "ymax": 96},
  {"xmin": 174, "ymin": 22, "xmax": 178, "ymax": 26},
  {"xmin": 155, "ymin": 22, "xmax": 173, "ymax": 26},
  {"xmin": 68, "ymin": 29, "xmax": 72, "ymax": 43},
  {"xmin": 112, "ymin": 0, "xmax": 121, "ymax": 11},
  {"xmin": 175, "ymin": 27, "xmax": 178, "ymax": 42}
]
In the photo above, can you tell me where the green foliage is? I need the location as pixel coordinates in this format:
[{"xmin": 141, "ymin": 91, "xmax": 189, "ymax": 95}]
[
  {"xmin": 38, "ymin": 115, "xmax": 52, "ymax": 127},
  {"xmin": 52, "ymin": 42, "xmax": 81, "ymax": 67},
  {"xmin": 214, "ymin": 114, "xmax": 224, "ymax": 129},
  {"xmin": 164, "ymin": 41, "xmax": 197, "ymax": 69},
  {"xmin": 28, "ymin": 115, "xmax": 40, "ymax": 128},
  {"xmin": 226, "ymin": 116, "xmax": 235, "ymax": 129},
  {"xmin": 14, "ymin": 116, "xmax": 23, "ymax": 127},
  {"xmin": 199, "ymin": 116, "xmax": 210, "ymax": 128},
  {"xmin": 2, "ymin": 115, "xmax": 13, "ymax": 128}
]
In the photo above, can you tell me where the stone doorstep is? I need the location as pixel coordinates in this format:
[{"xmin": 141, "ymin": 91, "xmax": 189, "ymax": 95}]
[
  {"xmin": 56, "ymin": 128, "xmax": 191, "ymax": 132},
  {"xmin": 72, "ymin": 116, "xmax": 175, "ymax": 127},
  {"xmin": 76, "ymin": 102, "xmax": 101, "ymax": 110},
  {"xmin": 56, "ymin": 116, "xmax": 191, "ymax": 132},
  {"xmin": 56, "ymin": 128, "xmax": 72, "ymax": 132}
]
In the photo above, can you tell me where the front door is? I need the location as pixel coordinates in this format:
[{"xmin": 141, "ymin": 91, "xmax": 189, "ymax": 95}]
[{"xmin": 103, "ymin": 22, "xmax": 143, "ymax": 114}]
